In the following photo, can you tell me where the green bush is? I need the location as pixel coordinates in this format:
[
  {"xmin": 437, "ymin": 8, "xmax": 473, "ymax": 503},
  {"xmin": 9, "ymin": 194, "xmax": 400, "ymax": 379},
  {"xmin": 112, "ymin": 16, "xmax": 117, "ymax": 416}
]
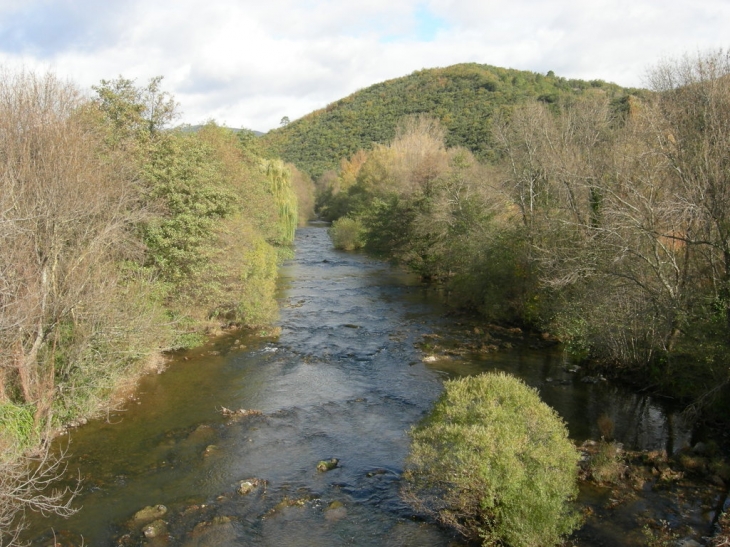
[
  {"xmin": 329, "ymin": 216, "xmax": 365, "ymax": 250},
  {"xmin": 403, "ymin": 372, "xmax": 581, "ymax": 547}
]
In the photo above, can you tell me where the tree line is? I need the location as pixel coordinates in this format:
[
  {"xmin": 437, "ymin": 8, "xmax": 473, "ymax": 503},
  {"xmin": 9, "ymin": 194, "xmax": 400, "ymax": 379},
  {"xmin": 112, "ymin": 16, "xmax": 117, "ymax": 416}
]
[
  {"xmin": 0, "ymin": 70, "xmax": 313, "ymax": 543},
  {"xmin": 321, "ymin": 50, "xmax": 730, "ymax": 417}
]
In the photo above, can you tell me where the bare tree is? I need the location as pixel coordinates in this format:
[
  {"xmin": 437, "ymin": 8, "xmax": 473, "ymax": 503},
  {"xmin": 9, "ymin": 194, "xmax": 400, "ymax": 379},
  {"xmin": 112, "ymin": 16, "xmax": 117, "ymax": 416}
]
[
  {"xmin": 0, "ymin": 69, "xmax": 143, "ymax": 422},
  {"xmin": 647, "ymin": 49, "xmax": 730, "ymax": 338},
  {"xmin": 0, "ymin": 68, "xmax": 149, "ymax": 542},
  {"xmin": 0, "ymin": 442, "xmax": 80, "ymax": 547}
]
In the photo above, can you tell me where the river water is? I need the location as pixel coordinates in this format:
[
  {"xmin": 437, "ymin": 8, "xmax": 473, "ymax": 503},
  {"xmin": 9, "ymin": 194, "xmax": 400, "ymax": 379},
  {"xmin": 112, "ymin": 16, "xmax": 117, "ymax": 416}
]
[{"xmin": 27, "ymin": 223, "xmax": 718, "ymax": 546}]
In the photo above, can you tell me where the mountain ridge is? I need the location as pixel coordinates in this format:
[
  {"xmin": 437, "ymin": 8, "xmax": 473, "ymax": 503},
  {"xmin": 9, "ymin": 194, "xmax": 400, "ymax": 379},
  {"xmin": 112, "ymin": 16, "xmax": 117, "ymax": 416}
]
[{"xmin": 260, "ymin": 62, "xmax": 643, "ymax": 178}]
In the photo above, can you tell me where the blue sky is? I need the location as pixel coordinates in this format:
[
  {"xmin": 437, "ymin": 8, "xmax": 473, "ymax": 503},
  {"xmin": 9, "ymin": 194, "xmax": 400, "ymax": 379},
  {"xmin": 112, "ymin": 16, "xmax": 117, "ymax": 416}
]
[
  {"xmin": 0, "ymin": 0, "xmax": 727, "ymax": 131},
  {"xmin": 414, "ymin": 5, "xmax": 448, "ymax": 41}
]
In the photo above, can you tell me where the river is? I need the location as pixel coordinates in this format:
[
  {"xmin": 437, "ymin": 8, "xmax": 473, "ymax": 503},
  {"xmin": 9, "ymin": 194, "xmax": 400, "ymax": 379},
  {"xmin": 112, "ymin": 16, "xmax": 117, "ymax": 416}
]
[{"xmin": 27, "ymin": 223, "xmax": 721, "ymax": 546}]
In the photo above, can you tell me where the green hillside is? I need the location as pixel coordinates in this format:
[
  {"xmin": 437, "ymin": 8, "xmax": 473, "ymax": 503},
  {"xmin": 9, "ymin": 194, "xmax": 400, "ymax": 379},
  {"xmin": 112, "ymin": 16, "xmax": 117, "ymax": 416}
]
[{"xmin": 260, "ymin": 63, "xmax": 640, "ymax": 178}]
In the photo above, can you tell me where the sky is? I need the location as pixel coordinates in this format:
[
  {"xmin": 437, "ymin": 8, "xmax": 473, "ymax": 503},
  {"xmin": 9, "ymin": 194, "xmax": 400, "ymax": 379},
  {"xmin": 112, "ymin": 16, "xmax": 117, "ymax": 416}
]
[{"xmin": 0, "ymin": 0, "xmax": 727, "ymax": 132}]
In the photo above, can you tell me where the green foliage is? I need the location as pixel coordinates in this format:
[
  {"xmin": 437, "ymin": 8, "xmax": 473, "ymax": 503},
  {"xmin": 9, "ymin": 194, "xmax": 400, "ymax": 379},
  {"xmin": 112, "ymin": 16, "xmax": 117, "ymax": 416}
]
[
  {"xmin": 261, "ymin": 63, "xmax": 636, "ymax": 179},
  {"xmin": 141, "ymin": 132, "xmax": 238, "ymax": 283},
  {"xmin": 359, "ymin": 195, "xmax": 417, "ymax": 258},
  {"xmin": 328, "ymin": 216, "xmax": 365, "ymax": 250},
  {"xmin": 237, "ymin": 127, "xmax": 264, "ymax": 156},
  {"xmin": 262, "ymin": 159, "xmax": 298, "ymax": 245},
  {"xmin": 447, "ymin": 226, "xmax": 536, "ymax": 325},
  {"xmin": 235, "ymin": 233, "xmax": 280, "ymax": 326},
  {"xmin": 0, "ymin": 403, "xmax": 38, "ymax": 457},
  {"xmin": 92, "ymin": 76, "xmax": 178, "ymax": 153},
  {"xmin": 139, "ymin": 125, "xmax": 289, "ymax": 328},
  {"xmin": 404, "ymin": 372, "xmax": 581, "ymax": 547}
]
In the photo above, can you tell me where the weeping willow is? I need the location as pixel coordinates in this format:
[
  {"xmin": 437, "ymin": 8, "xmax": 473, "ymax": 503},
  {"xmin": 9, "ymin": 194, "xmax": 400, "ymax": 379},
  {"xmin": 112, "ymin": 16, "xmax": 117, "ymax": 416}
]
[{"xmin": 262, "ymin": 159, "xmax": 298, "ymax": 245}]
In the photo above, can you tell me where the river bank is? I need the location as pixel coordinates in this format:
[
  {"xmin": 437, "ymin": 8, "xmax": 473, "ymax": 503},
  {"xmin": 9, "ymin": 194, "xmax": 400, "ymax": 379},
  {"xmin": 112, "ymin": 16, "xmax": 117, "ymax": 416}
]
[{"xmin": 22, "ymin": 224, "xmax": 730, "ymax": 546}]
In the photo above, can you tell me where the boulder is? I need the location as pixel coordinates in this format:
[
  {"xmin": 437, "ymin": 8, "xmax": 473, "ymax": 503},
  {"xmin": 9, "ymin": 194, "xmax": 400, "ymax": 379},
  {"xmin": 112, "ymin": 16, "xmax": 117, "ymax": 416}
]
[
  {"xmin": 133, "ymin": 505, "xmax": 167, "ymax": 523},
  {"xmin": 238, "ymin": 478, "xmax": 266, "ymax": 495},
  {"xmin": 317, "ymin": 458, "xmax": 339, "ymax": 472}
]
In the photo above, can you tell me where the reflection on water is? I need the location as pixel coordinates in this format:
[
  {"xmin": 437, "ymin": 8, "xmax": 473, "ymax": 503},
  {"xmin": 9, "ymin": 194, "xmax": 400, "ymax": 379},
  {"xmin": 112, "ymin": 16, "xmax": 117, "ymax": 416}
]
[
  {"xmin": 438, "ymin": 347, "xmax": 692, "ymax": 453},
  {"xmin": 26, "ymin": 224, "xmax": 699, "ymax": 546}
]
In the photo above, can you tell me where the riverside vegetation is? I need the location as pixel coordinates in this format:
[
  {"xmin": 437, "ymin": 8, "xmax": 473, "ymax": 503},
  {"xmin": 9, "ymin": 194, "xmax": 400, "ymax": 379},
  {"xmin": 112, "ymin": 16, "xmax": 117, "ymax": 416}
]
[
  {"xmin": 312, "ymin": 50, "xmax": 730, "ymax": 421},
  {"xmin": 4, "ymin": 48, "xmax": 730, "ymax": 546},
  {"xmin": 0, "ymin": 71, "xmax": 314, "ymax": 544},
  {"xmin": 310, "ymin": 52, "xmax": 730, "ymax": 544}
]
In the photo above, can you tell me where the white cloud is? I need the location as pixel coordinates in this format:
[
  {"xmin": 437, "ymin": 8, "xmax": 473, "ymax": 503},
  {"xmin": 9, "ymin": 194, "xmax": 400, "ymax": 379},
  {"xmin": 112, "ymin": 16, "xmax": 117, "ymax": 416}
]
[{"xmin": 0, "ymin": 0, "xmax": 728, "ymax": 131}]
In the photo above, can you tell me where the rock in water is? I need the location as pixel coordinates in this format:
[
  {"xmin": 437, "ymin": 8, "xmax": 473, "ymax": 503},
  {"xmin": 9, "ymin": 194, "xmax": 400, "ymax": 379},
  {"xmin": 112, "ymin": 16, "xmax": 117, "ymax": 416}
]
[
  {"xmin": 238, "ymin": 478, "xmax": 266, "ymax": 495},
  {"xmin": 143, "ymin": 519, "xmax": 167, "ymax": 538},
  {"xmin": 317, "ymin": 458, "xmax": 339, "ymax": 472},
  {"xmin": 132, "ymin": 505, "xmax": 167, "ymax": 523}
]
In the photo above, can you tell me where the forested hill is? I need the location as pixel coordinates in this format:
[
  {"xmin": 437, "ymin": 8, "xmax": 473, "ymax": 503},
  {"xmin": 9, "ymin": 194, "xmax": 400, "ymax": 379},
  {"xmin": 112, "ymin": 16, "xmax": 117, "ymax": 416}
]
[{"xmin": 260, "ymin": 63, "xmax": 640, "ymax": 178}]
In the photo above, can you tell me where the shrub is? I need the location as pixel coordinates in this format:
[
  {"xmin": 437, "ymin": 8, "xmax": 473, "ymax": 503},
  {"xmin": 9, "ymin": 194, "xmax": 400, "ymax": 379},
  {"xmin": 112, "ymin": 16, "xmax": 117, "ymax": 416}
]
[
  {"xmin": 329, "ymin": 216, "xmax": 365, "ymax": 250},
  {"xmin": 403, "ymin": 372, "xmax": 581, "ymax": 547},
  {"xmin": 589, "ymin": 441, "xmax": 625, "ymax": 484}
]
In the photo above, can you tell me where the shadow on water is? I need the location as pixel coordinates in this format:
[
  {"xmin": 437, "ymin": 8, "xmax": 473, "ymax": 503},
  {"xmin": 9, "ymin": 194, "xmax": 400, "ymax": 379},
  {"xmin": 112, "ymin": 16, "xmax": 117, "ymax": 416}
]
[{"xmin": 25, "ymin": 223, "xmax": 718, "ymax": 546}]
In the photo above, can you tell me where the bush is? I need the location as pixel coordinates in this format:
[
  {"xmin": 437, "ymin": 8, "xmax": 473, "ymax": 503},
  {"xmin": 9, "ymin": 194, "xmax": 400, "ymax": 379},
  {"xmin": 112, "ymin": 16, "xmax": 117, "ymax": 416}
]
[
  {"xmin": 588, "ymin": 441, "xmax": 625, "ymax": 484},
  {"xmin": 329, "ymin": 216, "xmax": 365, "ymax": 250},
  {"xmin": 403, "ymin": 372, "xmax": 581, "ymax": 547}
]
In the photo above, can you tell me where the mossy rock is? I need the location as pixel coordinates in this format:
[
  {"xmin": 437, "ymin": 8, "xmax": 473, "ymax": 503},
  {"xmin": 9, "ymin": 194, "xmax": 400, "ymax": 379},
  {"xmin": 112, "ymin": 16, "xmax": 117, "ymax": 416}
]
[
  {"xmin": 317, "ymin": 458, "xmax": 339, "ymax": 472},
  {"xmin": 132, "ymin": 504, "xmax": 167, "ymax": 523}
]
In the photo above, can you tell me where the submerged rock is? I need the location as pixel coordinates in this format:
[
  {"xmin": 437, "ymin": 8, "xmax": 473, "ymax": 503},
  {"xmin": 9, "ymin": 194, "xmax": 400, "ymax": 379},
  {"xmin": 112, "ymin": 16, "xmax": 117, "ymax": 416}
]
[
  {"xmin": 218, "ymin": 407, "xmax": 262, "ymax": 418},
  {"xmin": 324, "ymin": 500, "xmax": 347, "ymax": 521},
  {"xmin": 143, "ymin": 519, "xmax": 167, "ymax": 539},
  {"xmin": 186, "ymin": 516, "xmax": 236, "ymax": 547}
]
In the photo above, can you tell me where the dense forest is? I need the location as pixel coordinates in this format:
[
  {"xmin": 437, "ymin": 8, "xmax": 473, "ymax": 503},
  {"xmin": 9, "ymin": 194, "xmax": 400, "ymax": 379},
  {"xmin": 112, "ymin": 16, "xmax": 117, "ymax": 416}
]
[
  {"xmin": 0, "ymin": 71, "xmax": 314, "ymax": 543},
  {"xmin": 320, "ymin": 51, "xmax": 730, "ymax": 421},
  {"xmin": 260, "ymin": 63, "xmax": 641, "ymax": 179}
]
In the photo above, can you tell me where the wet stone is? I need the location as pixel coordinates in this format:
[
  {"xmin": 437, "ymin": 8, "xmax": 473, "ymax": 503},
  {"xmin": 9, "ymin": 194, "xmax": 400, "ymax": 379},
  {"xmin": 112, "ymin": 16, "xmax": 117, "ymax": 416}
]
[
  {"xmin": 317, "ymin": 458, "xmax": 339, "ymax": 472},
  {"xmin": 143, "ymin": 519, "xmax": 167, "ymax": 539},
  {"xmin": 133, "ymin": 505, "xmax": 168, "ymax": 523},
  {"xmin": 237, "ymin": 477, "xmax": 266, "ymax": 495}
]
